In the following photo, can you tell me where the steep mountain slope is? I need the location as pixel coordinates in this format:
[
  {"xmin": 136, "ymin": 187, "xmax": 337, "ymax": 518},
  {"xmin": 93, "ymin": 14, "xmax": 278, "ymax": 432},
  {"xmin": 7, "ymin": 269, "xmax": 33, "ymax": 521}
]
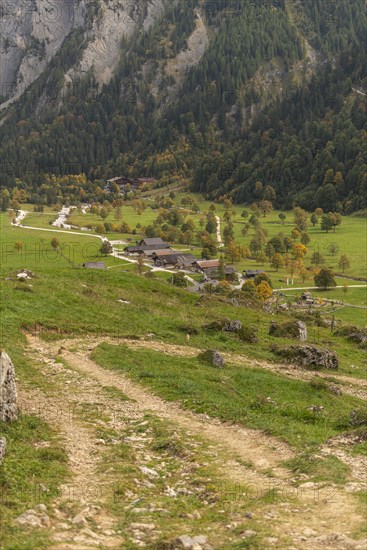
[
  {"xmin": 0, "ymin": 0, "xmax": 366, "ymax": 211},
  {"xmin": 0, "ymin": 0, "xmax": 83, "ymax": 107},
  {"xmin": 0, "ymin": 0, "xmax": 166, "ymax": 107}
]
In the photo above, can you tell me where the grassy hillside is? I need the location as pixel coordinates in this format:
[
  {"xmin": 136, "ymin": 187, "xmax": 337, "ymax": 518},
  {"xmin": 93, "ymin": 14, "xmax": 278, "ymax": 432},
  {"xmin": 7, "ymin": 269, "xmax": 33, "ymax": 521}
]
[{"xmin": 1, "ymin": 208, "xmax": 366, "ymax": 548}]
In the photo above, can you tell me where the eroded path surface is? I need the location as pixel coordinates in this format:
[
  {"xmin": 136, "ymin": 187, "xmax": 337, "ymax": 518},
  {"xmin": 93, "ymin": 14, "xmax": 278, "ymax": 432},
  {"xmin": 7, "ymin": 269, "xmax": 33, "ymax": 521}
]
[
  {"xmin": 54, "ymin": 335, "xmax": 367, "ymax": 399},
  {"xmin": 18, "ymin": 334, "xmax": 367, "ymax": 549}
]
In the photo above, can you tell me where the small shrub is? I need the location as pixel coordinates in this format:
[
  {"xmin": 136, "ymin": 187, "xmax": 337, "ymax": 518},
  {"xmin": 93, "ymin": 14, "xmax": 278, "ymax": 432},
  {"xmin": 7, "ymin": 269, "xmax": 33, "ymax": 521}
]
[
  {"xmin": 172, "ymin": 272, "xmax": 187, "ymax": 287},
  {"xmin": 179, "ymin": 324, "xmax": 199, "ymax": 335},
  {"xmin": 335, "ymin": 325, "xmax": 367, "ymax": 348},
  {"xmin": 254, "ymin": 272, "xmax": 272, "ymax": 288},
  {"xmin": 269, "ymin": 321, "xmax": 303, "ymax": 338},
  {"xmin": 309, "ymin": 377, "xmax": 329, "ymax": 391},
  {"xmin": 238, "ymin": 325, "xmax": 259, "ymax": 343}
]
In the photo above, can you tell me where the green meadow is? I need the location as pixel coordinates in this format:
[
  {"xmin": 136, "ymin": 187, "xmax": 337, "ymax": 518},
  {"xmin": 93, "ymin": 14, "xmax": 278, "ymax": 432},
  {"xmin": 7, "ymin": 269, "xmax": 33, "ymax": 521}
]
[
  {"xmin": 1, "ymin": 204, "xmax": 366, "ymax": 547},
  {"xmin": 23, "ymin": 196, "xmax": 367, "ymax": 280},
  {"xmin": 92, "ymin": 343, "xmax": 363, "ymax": 450}
]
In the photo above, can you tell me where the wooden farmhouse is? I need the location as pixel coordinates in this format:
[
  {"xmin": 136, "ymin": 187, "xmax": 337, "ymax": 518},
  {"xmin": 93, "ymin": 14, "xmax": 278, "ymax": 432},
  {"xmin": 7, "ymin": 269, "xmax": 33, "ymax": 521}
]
[
  {"xmin": 153, "ymin": 252, "xmax": 196, "ymax": 268},
  {"xmin": 124, "ymin": 238, "xmax": 170, "ymax": 256}
]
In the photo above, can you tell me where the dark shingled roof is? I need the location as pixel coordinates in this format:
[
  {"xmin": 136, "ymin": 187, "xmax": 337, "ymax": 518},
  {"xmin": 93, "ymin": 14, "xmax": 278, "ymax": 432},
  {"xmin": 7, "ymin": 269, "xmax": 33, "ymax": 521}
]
[
  {"xmin": 205, "ymin": 266, "xmax": 237, "ymax": 279},
  {"xmin": 143, "ymin": 248, "xmax": 173, "ymax": 257},
  {"xmin": 139, "ymin": 238, "xmax": 168, "ymax": 247},
  {"xmin": 175, "ymin": 254, "xmax": 197, "ymax": 267},
  {"xmin": 243, "ymin": 270, "xmax": 265, "ymax": 277},
  {"xmin": 154, "ymin": 253, "xmax": 196, "ymax": 266},
  {"xmin": 194, "ymin": 259, "xmax": 221, "ymax": 270},
  {"xmin": 125, "ymin": 244, "xmax": 170, "ymax": 253}
]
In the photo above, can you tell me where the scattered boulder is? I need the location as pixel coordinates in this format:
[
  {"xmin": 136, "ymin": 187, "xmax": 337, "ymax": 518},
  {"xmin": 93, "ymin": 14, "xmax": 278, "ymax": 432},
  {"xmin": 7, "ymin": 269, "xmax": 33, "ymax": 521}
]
[
  {"xmin": 0, "ymin": 437, "xmax": 6, "ymax": 463},
  {"xmin": 130, "ymin": 523, "xmax": 155, "ymax": 531},
  {"xmin": 242, "ymin": 529, "xmax": 256, "ymax": 538},
  {"xmin": 335, "ymin": 326, "xmax": 367, "ymax": 348},
  {"xmin": 171, "ymin": 534, "xmax": 210, "ymax": 549},
  {"xmin": 203, "ymin": 319, "xmax": 227, "ymax": 331},
  {"xmin": 224, "ymin": 319, "xmax": 242, "ymax": 333},
  {"xmin": 269, "ymin": 320, "xmax": 308, "ymax": 341},
  {"xmin": 139, "ymin": 465, "xmax": 159, "ymax": 478},
  {"xmin": 349, "ymin": 408, "xmax": 367, "ymax": 428},
  {"xmin": 71, "ymin": 513, "xmax": 88, "ymax": 526},
  {"xmin": 16, "ymin": 505, "xmax": 50, "ymax": 528},
  {"xmin": 309, "ymin": 405, "xmax": 324, "ymax": 414},
  {"xmin": 198, "ymin": 350, "xmax": 225, "ymax": 368},
  {"xmin": 272, "ymin": 345, "xmax": 338, "ymax": 370},
  {"xmin": 203, "ymin": 318, "xmax": 242, "ymax": 333},
  {"xmin": 0, "ymin": 351, "xmax": 18, "ymax": 422}
]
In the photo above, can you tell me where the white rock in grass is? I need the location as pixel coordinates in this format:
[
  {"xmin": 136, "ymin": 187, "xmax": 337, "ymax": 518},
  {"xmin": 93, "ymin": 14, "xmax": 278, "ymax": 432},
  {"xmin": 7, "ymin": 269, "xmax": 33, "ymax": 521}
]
[{"xmin": 0, "ymin": 352, "xmax": 18, "ymax": 422}]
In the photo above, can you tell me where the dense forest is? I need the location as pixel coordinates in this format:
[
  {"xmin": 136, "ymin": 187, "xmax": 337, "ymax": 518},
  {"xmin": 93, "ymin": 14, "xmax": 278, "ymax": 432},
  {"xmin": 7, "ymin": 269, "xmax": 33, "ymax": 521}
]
[{"xmin": 0, "ymin": 0, "xmax": 366, "ymax": 212}]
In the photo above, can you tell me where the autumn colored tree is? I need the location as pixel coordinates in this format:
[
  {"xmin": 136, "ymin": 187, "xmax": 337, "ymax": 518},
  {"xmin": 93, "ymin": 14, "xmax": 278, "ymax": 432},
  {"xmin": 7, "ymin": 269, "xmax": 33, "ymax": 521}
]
[
  {"xmin": 311, "ymin": 251, "xmax": 325, "ymax": 266},
  {"xmin": 51, "ymin": 237, "xmax": 60, "ymax": 250},
  {"xmin": 329, "ymin": 212, "xmax": 342, "ymax": 232},
  {"xmin": 338, "ymin": 254, "xmax": 350, "ymax": 273},
  {"xmin": 292, "ymin": 244, "xmax": 308, "ymax": 259},
  {"xmin": 291, "ymin": 228, "xmax": 301, "ymax": 241},
  {"xmin": 271, "ymin": 253, "xmax": 284, "ymax": 271},
  {"xmin": 299, "ymin": 266, "xmax": 309, "ymax": 283},
  {"xmin": 301, "ymin": 233, "xmax": 311, "ymax": 245},
  {"xmin": 259, "ymin": 200, "xmax": 273, "ymax": 217},
  {"xmin": 95, "ymin": 224, "xmax": 105, "ymax": 234},
  {"xmin": 256, "ymin": 281, "xmax": 273, "ymax": 302},
  {"xmin": 293, "ymin": 207, "xmax": 308, "ymax": 231},
  {"xmin": 14, "ymin": 241, "xmax": 23, "ymax": 252}
]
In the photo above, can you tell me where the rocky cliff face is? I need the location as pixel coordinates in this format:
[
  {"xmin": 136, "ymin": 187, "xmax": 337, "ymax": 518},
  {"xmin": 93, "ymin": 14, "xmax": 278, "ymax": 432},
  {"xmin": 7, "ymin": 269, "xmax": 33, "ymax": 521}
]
[
  {"xmin": 65, "ymin": 0, "xmax": 165, "ymax": 90},
  {"xmin": 0, "ymin": 0, "xmax": 167, "ymax": 109},
  {"xmin": 0, "ymin": 0, "xmax": 84, "ymax": 107}
]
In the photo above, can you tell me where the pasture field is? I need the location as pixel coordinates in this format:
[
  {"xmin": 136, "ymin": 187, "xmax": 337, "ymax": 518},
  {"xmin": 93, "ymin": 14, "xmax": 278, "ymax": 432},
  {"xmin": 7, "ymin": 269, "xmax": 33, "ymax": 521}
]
[
  {"xmin": 20, "ymin": 194, "xmax": 366, "ymax": 279},
  {"xmin": 1, "ymin": 211, "xmax": 365, "ymax": 379},
  {"xmin": 64, "ymin": 192, "xmax": 367, "ymax": 278},
  {"xmin": 9, "ymin": 200, "xmax": 367, "ymax": 326}
]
